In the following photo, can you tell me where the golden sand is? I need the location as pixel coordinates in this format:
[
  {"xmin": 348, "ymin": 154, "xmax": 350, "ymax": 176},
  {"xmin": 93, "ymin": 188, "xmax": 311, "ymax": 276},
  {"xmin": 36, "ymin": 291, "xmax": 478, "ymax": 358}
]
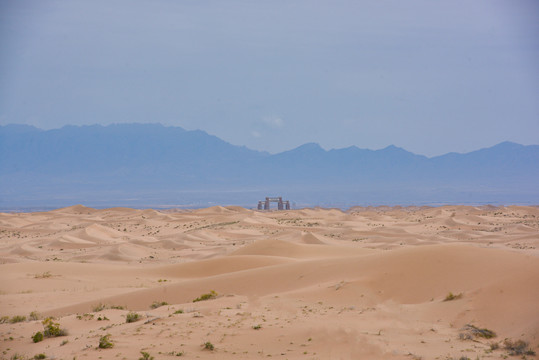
[{"xmin": 1, "ymin": 205, "xmax": 538, "ymax": 359}]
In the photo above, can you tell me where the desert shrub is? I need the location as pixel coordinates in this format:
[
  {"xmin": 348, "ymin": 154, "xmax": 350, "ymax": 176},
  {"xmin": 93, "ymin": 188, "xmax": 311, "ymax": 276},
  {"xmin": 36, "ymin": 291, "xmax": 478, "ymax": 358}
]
[
  {"xmin": 10, "ymin": 355, "xmax": 27, "ymax": 360},
  {"xmin": 92, "ymin": 303, "xmax": 106, "ymax": 312},
  {"xmin": 34, "ymin": 271, "xmax": 52, "ymax": 279},
  {"xmin": 0, "ymin": 316, "xmax": 9, "ymax": 323},
  {"xmin": 10, "ymin": 315, "xmax": 26, "ymax": 323},
  {"xmin": 203, "ymin": 341, "xmax": 215, "ymax": 351},
  {"xmin": 150, "ymin": 301, "xmax": 168, "ymax": 309},
  {"xmin": 29, "ymin": 311, "xmax": 41, "ymax": 321},
  {"xmin": 98, "ymin": 334, "xmax": 114, "ymax": 349},
  {"xmin": 459, "ymin": 324, "xmax": 496, "ymax": 340},
  {"xmin": 110, "ymin": 305, "xmax": 125, "ymax": 310},
  {"xmin": 173, "ymin": 309, "xmax": 184, "ymax": 314},
  {"xmin": 193, "ymin": 290, "xmax": 218, "ymax": 303},
  {"xmin": 42, "ymin": 318, "xmax": 66, "ymax": 337},
  {"xmin": 503, "ymin": 339, "xmax": 535, "ymax": 356},
  {"xmin": 252, "ymin": 324, "xmax": 261, "ymax": 330},
  {"xmin": 33, "ymin": 354, "xmax": 46, "ymax": 359},
  {"xmin": 126, "ymin": 312, "xmax": 141, "ymax": 323},
  {"xmin": 32, "ymin": 331, "xmax": 44, "ymax": 343},
  {"xmin": 139, "ymin": 351, "xmax": 154, "ymax": 360},
  {"xmin": 443, "ymin": 292, "xmax": 463, "ymax": 301}
]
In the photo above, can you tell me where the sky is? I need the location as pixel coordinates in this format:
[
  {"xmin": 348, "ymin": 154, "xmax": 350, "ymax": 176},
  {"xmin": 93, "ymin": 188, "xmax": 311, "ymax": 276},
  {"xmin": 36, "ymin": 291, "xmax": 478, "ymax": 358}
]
[{"xmin": 0, "ymin": 0, "xmax": 538, "ymax": 157}]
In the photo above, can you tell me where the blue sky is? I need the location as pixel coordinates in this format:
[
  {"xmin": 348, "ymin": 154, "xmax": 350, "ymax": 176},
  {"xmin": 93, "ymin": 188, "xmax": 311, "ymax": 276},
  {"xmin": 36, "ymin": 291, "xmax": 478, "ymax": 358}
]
[{"xmin": 1, "ymin": 0, "xmax": 538, "ymax": 157}]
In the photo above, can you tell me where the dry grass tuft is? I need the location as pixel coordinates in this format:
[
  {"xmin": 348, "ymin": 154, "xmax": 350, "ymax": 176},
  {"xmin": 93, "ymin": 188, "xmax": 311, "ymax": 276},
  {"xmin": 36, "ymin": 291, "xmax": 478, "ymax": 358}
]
[
  {"xmin": 503, "ymin": 339, "xmax": 536, "ymax": 356},
  {"xmin": 458, "ymin": 324, "xmax": 496, "ymax": 340},
  {"xmin": 443, "ymin": 292, "xmax": 463, "ymax": 301},
  {"xmin": 193, "ymin": 290, "xmax": 218, "ymax": 302}
]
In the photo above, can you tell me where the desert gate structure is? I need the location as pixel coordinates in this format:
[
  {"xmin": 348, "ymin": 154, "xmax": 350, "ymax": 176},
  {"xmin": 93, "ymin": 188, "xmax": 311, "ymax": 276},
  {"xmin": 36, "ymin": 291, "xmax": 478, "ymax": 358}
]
[{"xmin": 257, "ymin": 197, "xmax": 291, "ymax": 210}]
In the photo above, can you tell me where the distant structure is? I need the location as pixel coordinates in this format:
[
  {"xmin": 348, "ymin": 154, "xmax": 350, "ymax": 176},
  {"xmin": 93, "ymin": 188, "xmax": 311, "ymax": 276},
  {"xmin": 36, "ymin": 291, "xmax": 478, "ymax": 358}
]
[{"xmin": 257, "ymin": 197, "xmax": 290, "ymax": 210}]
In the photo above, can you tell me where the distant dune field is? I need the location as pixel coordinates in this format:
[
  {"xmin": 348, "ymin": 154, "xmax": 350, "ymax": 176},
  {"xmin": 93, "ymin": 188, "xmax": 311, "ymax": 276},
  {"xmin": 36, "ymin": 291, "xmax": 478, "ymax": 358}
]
[{"xmin": 1, "ymin": 205, "xmax": 538, "ymax": 359}]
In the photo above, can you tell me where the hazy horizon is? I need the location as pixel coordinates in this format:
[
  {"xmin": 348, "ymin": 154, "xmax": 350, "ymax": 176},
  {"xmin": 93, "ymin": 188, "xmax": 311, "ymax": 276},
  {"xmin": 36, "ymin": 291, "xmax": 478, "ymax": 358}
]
[{"xmin": 1, "ymin": 1, "xmax": 538, "ymax": 157}]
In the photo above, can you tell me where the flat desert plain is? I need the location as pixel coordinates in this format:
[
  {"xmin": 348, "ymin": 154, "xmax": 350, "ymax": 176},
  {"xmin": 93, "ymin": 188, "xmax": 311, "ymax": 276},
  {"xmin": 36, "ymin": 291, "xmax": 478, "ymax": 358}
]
[{"xmin": 1, "ymin": 205, "xmax": 538, "ymax": 360}]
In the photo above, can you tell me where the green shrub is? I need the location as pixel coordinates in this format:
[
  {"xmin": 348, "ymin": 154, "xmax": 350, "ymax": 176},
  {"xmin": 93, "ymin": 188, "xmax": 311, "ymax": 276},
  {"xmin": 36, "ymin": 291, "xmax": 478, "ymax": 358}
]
[
  {"xmin": 92, "ymin": 303, "xmax": 106, "ymax": 312},
  {"xmin": 42, "ymin": 318, "xmax": 66, "ymax": 337},
  {"xmin": 32, "ymin": 331, "xmax": 44, "ymax": 343},
  {"xmin": 29, "ymin": 311, "xmax": 41, "ymax": 321},
  {"xmin": 150, "ymin": 301, "xmax": 168, "ymax": 309},
  {"xmin": 98, "ymin": 334, "xmax": 114, "ymax": 349},
  {"xmin": 33, "ymin": 354, "xmax": 46, "ymax": 359},
  {"xmin": 443, "ymin": 292, "xmax": 463, "ymax": 301},
  {"xmin": 139, "ymin": 351, "xmax": 154, "ymax": 360},
  {"xmin": 173, "ymin": 309, "xmax": 184, "ymax": 314},
  {"xmin": 10, "ymin": 315, "xmax": 26, "ymax": 323},
  {"xmin": 193, "ymin": 290, "xmax": 218, "ymax": 303},
  {"xmin": 203, "ymin": 341, "xmax": 214, "ymax": 351},
  {"xmin": 126, "ymin": 312, "xmax": 141, "ymax": 323}
]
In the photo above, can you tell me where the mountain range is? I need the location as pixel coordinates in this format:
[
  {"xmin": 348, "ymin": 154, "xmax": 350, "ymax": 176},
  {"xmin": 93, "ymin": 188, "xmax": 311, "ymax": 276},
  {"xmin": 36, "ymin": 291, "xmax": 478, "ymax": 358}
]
[{"xmin": 1, "ymin": 123, "xmax": 538, "ymax": 209}]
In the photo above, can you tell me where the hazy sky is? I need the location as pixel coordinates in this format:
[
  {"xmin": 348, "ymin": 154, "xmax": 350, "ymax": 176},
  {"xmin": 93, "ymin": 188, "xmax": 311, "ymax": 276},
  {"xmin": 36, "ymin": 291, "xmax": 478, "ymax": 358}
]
[{"xmin": 1, "ymin": 0, "xmax": 538, "ymax": 156}]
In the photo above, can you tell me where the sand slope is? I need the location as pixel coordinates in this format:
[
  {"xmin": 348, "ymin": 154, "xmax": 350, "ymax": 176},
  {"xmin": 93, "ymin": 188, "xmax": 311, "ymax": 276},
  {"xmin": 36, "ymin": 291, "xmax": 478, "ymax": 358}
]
[{"xmin": 1, "ymin": 205, "xmax": 538, "ymax": 359}]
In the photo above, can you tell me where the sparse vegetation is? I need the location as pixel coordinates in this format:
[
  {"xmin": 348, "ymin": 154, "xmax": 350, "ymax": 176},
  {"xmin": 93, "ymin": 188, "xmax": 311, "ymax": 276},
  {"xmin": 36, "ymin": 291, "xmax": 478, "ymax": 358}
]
[
  {"xmin": 98, "ymin": 334, "xmax": 114, "ymax": 349},
  {"xmin": 150, "ymin": 301, "xmax": 168, "ymax": 309},
  {"xmin": 76, "ymin": 313, "xmax": 94, "ymax": 320},
  {"xmin": 503, "ymin": 339, "xmax": 536, "ymax": 356},
  {"xmin": 10, "ymin": 315, "xmax": 26, "ymax": 323},
  {"xmin": 29, "ymin": 311, "xmax": 41, "ymax": 321},
  {"xmin": 32, "ymin": 331, "xmax": 43, "ymax": 343},
  {"xmin": 173, "ymin": 309, "xmax": 184, "ymax": 314},
  {"xmin": 139, "ymin": 351, "xmax": 154, "ymax": 360},
  {"xmin": 34, "ymin": 271, "xmax": 52, "ymax": 279},
  {"xmin": 41, "ymin": 318, "xmax": 67, "ymax": 338},
  {"xmin": 203, "ymin": 341, "xmax": 215, "ymax": 351},
  {"xmin": 193, "ymin": 290, "xmax": 218, "ymax": 302},
  {"xmin": 458, "ymin": 324, "xmax": 496, "ymax": 340},
  {"xmin": 33, "ymin": 354, "xmax": 46, "ymax": 360},
  {"xmin": 252, "ymin": 324, "xmax": 261, "ymax": 330},
  {"xmin": 92, "ymin": 303, "xmax": 106, "ymax": 312},
  {"xmin": 443, "ymin": 292, "xmax": 463, "ymax": 301},
  {"xmin": 126, "ymin": 312, "xmax": 141, "ymax": 323}
]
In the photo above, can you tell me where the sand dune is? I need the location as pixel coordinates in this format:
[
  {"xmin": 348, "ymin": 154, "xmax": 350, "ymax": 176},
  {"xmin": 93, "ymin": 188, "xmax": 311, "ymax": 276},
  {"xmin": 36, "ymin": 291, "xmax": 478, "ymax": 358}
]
[{"xmin": 1, "ymin": 205, "xmax": 538, "ymax": 359}]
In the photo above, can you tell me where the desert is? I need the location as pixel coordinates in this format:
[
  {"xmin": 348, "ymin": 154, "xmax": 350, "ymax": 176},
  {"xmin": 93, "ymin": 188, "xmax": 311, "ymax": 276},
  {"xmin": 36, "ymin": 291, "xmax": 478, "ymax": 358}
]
[{"xmin": 1, "ymin": 204, "xmax": 538, "ymax": 359}]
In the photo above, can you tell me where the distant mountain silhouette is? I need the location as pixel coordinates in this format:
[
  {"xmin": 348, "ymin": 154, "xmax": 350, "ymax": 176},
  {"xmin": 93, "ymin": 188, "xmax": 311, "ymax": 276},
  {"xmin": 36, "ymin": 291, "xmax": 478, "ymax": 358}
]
[{"xmin": 1, "ymin": 124, "xmax": 538, "ymax": 208}]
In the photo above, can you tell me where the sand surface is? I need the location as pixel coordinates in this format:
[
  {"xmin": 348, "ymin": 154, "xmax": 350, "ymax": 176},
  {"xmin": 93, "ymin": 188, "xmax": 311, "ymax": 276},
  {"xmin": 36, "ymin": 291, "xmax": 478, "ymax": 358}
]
[{"xmin": 1, "ymin": 205, "xmax": 538, "ymax": 359}]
